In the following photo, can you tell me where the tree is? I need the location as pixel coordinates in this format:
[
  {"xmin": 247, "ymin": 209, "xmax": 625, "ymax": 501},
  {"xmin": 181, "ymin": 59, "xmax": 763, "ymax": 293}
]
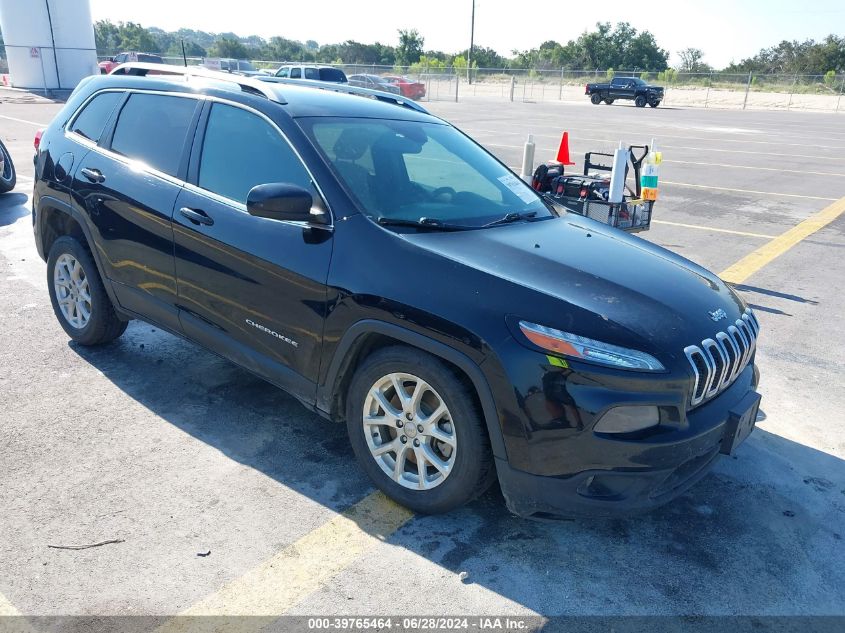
[
  {"xmin": 396, "ymin": 29, "xmax": 424, "ymax": 66},
  {"xmin": 677, "ymin": 48, "xmax": 711, "ymax": 73},
  {"xmin": 167, "ymin": 40, "xmax": 207, "ymax": 57},
  {"xmin": 453, "ymin": 45, "xmax": 504, "ymax": 69},
  {"xmin": 724, "ymin": 36, "xmax": 845, "ymax": 74},
  {"xmin": 208, "ymin": 38, "xmax": 249, "ymax": 59},
  {"xmin": 119, "ymin": 22, "xmax": 160, "ymax": 53},
  {"xmin": 509, "ymin": 22, "xmax": 667, "ymax": 71},
  {"xmin": 94, "ymin": 20, "xmax": 122, "ymax": 53}
]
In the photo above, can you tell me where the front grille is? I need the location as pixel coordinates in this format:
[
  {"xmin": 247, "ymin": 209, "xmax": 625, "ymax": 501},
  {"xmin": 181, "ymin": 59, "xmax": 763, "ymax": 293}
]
[{"xmin": 684, "ymin": 308, "xmax": 759, "ymax": 408}]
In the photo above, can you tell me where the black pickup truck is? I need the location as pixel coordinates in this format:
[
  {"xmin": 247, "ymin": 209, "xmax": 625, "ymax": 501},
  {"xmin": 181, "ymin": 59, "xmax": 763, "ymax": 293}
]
[{"xmin": 585, "ymin": 76, "xmax": 663, "ymax": 107}]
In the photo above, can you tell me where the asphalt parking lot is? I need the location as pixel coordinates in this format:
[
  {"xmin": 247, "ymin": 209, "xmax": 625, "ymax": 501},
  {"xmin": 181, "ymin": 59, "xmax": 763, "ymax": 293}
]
[{"xmin": 1, "ymin": 90, "xmax": 844, "ymax": 626}]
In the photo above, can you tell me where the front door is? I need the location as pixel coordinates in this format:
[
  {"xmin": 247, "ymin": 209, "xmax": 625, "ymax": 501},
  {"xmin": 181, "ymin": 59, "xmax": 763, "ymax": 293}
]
[{"xmin": 172, "ymin": 101, "xmax": 333, "ymax": 401}]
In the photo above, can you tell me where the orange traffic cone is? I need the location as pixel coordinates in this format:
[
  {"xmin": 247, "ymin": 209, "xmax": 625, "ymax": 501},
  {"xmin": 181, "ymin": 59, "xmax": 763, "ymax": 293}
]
[{"xmin": 556, "ymin": 131, "xmax": 576, "ymax": 165}]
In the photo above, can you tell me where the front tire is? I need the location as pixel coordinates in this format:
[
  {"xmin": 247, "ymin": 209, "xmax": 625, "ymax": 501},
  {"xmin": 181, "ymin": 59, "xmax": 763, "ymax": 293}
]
[
  {"xmin": 346, "ymin": 346, "xmax": 495, "ymax": 514},
  {"xmin": 47, "ymin": 236, "xmax": 127, "ymax": 345},
  {"xmin": 604, "ymin": 98, "xmax": 614, "ymax": 105},
  {"xmin": 649, "ymin": 100, "xmax": 661, "ymax": 108},
  {"xmin": 635, "ymin": 95, "xmax": 647, "ymax": 108},
  {"xmin": 590, "ymin": 93, "xmax": 602, "ymax": 105},
  {"xmin": 0, "ymin": 140, "xmax": 16, "ymax": 193}
]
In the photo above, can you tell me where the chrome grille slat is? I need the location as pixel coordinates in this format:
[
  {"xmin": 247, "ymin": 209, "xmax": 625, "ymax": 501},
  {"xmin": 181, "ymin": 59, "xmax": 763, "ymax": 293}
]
[{"xmin": 686, "ymin": 308, "xmax": 759, "ymax": 408}]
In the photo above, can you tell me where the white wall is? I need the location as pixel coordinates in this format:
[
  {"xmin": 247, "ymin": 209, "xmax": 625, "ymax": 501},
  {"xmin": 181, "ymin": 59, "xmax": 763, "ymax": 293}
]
[{"xmin": 0, "ymin": 0, "xmax": 98, "ymax": 90}]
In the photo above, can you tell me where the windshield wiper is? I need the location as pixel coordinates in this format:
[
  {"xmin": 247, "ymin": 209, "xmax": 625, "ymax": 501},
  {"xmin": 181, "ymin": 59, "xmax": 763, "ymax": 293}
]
[
  {"xmin": 483, "ymin": 211, "xmax": 538, "ymax": 228},
  {"xmin": 376, "ymin": 217, "xmax": 474, "ymax": 231}
]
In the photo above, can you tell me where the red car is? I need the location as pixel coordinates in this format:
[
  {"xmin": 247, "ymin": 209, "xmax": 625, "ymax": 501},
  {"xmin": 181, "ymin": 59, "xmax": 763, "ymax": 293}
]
[
  {"xmin": 99, "ymin": 52, "xmax": 163, "ymax": 75},
  {"xmin": 383, "ymin": 75, "xmax": 426, "ymax": 100}
]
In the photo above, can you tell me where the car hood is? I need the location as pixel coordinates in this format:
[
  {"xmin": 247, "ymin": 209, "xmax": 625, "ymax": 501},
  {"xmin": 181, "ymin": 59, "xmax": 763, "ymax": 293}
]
[{"xmin": 400, "ymin": 213, "xmax": 745, "ymax": 354}]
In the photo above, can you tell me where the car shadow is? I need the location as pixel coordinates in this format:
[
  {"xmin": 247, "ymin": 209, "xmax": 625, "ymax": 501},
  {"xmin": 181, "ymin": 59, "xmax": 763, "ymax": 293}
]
[
  {"xmin": 0, "ymin": 192, "xmax": 29, "ymax": 227},
  {"xmin": 69, "ymin": 321, "xmax": 845, "ymax": 616},
  {"xmin": 733, "ymin": 283, "xmax": 819, "ymax": 305}
]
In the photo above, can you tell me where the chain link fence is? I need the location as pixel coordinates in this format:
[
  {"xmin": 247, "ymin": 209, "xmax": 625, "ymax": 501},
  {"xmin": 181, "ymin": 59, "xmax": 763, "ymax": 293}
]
[{"xmin": 90, "ymin": 53, "xmax": 845, "ymax": 112}]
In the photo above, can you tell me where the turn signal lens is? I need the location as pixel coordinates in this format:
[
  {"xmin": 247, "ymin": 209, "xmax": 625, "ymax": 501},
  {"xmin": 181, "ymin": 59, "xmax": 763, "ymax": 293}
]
[
  {"xmin": 594, "ymin": 405, "xmax": 660, "ymax": 434},
  {"xmin": 34, "ymin": 129, "xmax": 43, "ymax": 151},
  {"xmin": 518, "ymin": 320, "xmax": 665, "ymax": 371}
]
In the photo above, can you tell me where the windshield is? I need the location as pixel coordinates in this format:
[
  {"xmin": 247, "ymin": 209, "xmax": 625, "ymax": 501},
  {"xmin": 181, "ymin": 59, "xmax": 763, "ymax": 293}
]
[{"xmin": 300, "ymin": 118, "xmax": 551, "ymax": 227}]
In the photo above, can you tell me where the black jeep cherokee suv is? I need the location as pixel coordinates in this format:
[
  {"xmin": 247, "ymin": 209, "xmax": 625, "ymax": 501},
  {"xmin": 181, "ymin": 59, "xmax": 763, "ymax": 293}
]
[{"xmin": 32, "ymin": 67, "xmax": 761, "ymax": 518}]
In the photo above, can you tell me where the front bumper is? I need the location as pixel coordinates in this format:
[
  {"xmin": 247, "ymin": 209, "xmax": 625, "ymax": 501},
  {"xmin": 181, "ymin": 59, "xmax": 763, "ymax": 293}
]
[{"xmin": 491, "ymin": 347, "xmax": 760, "ymax": 519}]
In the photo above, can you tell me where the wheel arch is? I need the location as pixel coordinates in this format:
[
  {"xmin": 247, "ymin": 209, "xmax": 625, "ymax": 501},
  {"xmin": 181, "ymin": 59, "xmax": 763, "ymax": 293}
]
[
  {"xmin": 319, "ymin": 320, "xmax": 507, "ymax": 460},
  {"xmin": 36, "ymin": 196, "xmax": 124, "ymax": 313}
]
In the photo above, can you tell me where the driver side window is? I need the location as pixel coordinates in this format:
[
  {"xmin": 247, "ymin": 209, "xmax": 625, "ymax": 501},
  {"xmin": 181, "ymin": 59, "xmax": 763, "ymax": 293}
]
[
  {"xmin": 198, "ymin": 103, "xmax": 312, "ymax": 204},
  {"xmin": 290, "ymin": 68, "xmax": 301, "ymax": 79}
]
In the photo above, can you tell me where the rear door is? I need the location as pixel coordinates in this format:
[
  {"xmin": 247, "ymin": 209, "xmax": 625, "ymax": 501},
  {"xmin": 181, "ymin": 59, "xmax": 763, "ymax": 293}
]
[
  {"xmin": 172, "ymin": 101, "xmax": 333, "ymax": 401},
  {"xmin": 72, "ymin": 91, "xmax": 202, "ymax": 331}
]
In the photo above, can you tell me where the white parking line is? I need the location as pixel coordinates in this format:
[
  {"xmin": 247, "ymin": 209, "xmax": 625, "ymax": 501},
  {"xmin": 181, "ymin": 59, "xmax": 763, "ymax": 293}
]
[
  {"xmin": 0, "ymin": 114, "xmax": 49, "ymax": 127},
  {"xmin": 660, "ymin": 180, "xmax": 837, "ymax": 201},
  {"xmin": 462, "ymin": 126, "xmax": 845, "ymax": 151},
  {"xmin": 652, "ymin": 220, "xmax": 777, "ymax": 239},
  {"xmin": 469, "ymin": 130, "xmax": 845, "ymax": 161},
  {"xmin": 663, "ymin": 160, "xmax": 845, "ymax": 178}
]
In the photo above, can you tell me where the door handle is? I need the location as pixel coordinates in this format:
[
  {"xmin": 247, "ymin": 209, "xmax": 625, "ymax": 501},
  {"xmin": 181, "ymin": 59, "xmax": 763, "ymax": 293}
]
[
  {"xmin": 179, "ymin": 207, "xmax": 214, "ymax": 226},
  {"xmin": 80, "ymin": 167, "xmax": 105, "ymax": 183}
]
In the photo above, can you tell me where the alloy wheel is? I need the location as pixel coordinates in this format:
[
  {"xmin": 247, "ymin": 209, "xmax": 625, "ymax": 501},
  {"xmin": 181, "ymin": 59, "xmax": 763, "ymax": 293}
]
[
  {"xmin": 362, "ymin": 372, "xmax": 457, "ymax": 490},
  {"xmin": 53, "ymin": 253, "xmax": 92, "ymax": 329}
]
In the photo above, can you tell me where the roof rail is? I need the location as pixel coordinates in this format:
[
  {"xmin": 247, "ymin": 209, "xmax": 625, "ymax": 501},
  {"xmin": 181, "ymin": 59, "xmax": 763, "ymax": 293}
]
[
  {"xmin": 257, "ymin": 76, "xmax": 430, "ymax": 114},
  {"xmin": 109, "ymin": 62, "xmax": 286, "ymax": 103}
]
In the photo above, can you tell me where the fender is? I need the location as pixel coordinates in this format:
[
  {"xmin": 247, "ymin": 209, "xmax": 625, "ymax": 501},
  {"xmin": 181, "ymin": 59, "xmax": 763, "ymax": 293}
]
[
  {"xmin": 319, "ymin": 319, "xmax": 507, "ymax": 459},
  {"xmin": 35, "ymin": 194, "xmax": 125, "ymax": 315}
]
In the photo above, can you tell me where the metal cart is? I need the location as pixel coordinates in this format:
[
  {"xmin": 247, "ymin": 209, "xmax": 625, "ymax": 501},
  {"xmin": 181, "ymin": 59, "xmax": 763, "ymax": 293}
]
[{"xmin": 545, "ymin": 145, "xmax": 654, "ymax": 233}]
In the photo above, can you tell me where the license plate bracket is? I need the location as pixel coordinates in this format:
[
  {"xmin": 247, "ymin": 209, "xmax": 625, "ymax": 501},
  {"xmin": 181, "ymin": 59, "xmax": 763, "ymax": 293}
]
[{"xmin": 720, "ymin": 391, "xmax": 761, "ymax": 455}]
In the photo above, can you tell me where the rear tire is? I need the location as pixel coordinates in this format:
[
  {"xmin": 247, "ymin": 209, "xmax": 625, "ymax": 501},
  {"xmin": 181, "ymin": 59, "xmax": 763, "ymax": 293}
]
[
  {"xmin": 47, "ymin": 236, "xmax": 127, "ymax": 346},
  {"xmin": 345, "ymin": 346, "xmax": 496, "ymax": 514},
  {"xmin": 0, "ymin": 140, "xmax": 16, "ymax": 193},
  {"xmin": 590, "ymin": 93, "xmax": 602, "ymax": 105},
  {"xmin": 635, "ymin": 95, "xmax": 647, "ymax": 108}
]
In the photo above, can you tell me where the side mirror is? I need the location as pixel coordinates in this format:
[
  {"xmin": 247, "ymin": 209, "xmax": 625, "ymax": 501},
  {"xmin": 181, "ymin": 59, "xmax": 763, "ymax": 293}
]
[{"xmin": 246, "ymin": 183, "xmax": 314, "ymax": 223}]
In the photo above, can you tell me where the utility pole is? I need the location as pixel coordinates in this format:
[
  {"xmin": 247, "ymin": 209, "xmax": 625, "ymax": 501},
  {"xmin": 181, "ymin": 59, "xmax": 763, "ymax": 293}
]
[{"xmin": 467, "ymin": 0, "xmax": 475, "ymax": 85}]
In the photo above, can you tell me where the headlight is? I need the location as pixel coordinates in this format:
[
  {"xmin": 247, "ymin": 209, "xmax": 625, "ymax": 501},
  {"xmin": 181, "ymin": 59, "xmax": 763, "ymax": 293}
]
[{"xmin": 518, "ymin": 320, "xmax": 665, "ymax": 371}]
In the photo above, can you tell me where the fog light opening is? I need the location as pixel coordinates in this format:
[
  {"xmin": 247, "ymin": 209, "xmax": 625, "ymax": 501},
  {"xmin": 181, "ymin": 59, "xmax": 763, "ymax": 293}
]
[{"xmin": 594, "ymin": 405, "xmax": 660, "ymax": 434}]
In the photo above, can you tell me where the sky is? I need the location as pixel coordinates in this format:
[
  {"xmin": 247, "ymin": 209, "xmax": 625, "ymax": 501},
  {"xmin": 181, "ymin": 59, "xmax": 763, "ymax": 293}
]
[{"xmin": 88, "ymin": 0, "xmax": 845, "ymax": 68}]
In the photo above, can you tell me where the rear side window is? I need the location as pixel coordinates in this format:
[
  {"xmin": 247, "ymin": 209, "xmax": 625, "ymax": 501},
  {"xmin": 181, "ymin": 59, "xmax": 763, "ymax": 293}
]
[
  {"xmin": 319, "ymin": 68, "xmax": 346, "ymax": 82},
  {"xmin": 70, "ymin": 91, "xmax": 123, "ymax": 142},
  {"xmin": 110, "ymin": 93, "xmax": 197, "ymax": 177},
  {"xmin": 198, "ymin": 103, "xmax": 311, "ymax": 204}
]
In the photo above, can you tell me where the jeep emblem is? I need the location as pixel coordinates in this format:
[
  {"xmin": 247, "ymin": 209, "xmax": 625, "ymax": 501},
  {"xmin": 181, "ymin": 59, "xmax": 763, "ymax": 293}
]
[{"xmin": 708, "ymin": 308, "xmax": 728, "ymax": 322}]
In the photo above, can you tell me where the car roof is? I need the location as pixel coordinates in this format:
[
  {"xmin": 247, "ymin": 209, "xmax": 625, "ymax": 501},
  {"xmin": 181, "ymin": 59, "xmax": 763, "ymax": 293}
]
[{"xmin": 82, "ymin": 73, "xmax": 438, "ymax": 122}]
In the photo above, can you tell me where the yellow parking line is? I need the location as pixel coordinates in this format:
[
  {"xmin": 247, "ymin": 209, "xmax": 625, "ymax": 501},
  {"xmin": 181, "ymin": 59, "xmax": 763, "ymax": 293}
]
[
  {"xmin": 720, "ymin": 195, "xmax": 845, "ymax": 283},
  {"xmin": 652, "ymin": 220, "xmax": 776, "ymax": 239},
  {"xmin": 660, "ymin": 180, "xmax": 838, "ymax": 201},
  {"xmin": 154, "ymin": 492, "xmax": 413, "ymax": 628}
]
